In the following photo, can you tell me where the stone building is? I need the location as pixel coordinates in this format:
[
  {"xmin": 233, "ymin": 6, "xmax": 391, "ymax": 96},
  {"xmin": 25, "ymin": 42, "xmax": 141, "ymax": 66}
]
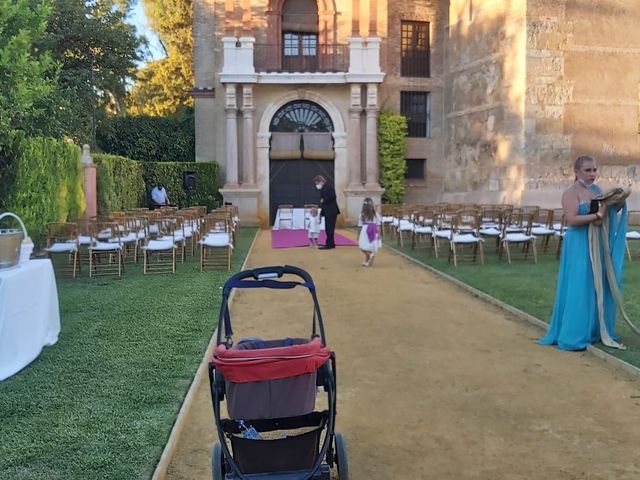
[{"xmin": 193, "ymin": 0, "xmax": 640, "ymax": 226}]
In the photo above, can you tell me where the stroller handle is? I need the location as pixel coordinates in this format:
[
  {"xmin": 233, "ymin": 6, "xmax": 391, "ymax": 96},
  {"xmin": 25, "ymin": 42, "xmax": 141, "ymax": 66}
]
[
  {"xmin": 218, "ymin": 265, "xmax": 326, "ymax": 345},
  {"xmin": 225, "ymin": 265, "xmax": 315, "ymax": 287}
]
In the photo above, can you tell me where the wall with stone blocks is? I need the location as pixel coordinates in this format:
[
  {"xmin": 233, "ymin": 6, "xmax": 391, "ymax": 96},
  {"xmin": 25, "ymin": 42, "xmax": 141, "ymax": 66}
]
[
  {"xmin": 445, "ymin": 0, "xmax": 527, "ymax": 200},
  {"xmin": 524, "ymin": 0, "xmax": 640, "ymax": 203}
]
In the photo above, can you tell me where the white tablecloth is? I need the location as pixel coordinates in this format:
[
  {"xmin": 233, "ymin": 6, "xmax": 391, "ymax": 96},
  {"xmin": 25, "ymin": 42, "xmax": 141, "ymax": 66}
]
[
  {"xmin": 273, "ymin": 208, "xmax": 325, "ymax": 230},
  {"xmin": 0, "ymin": 259, "xmax": 60, "ymax": 381}
]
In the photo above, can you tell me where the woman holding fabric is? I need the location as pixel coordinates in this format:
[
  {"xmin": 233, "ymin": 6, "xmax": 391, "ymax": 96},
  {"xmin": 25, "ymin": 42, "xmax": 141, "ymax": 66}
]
[{"xmin": 538, "ymin": 155, "xmax": 629, "ymax": 350}]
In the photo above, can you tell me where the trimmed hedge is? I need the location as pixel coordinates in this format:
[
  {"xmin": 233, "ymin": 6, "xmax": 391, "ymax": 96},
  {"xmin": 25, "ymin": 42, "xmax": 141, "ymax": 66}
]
[
  {"xmin": 141, "ymin": 162, "xmax": 219, "ymax": 211},
  {"xmin": 93, "ymin": 154, "xmax": 145, "ymax": 213},
  {"xmin": 0, "ymin": 133, "xmax": 85, "ymax": 243},
  {"xmin": 93, "ymin": 153, "xmax": 219, "ymax": 213},
  {"xmin": 96, "ymin": 112, "xmax": 195, "ymax": 162},
  {"xmin": 378, "ymin": 111, "xmax": 408, "ymax": 204}
]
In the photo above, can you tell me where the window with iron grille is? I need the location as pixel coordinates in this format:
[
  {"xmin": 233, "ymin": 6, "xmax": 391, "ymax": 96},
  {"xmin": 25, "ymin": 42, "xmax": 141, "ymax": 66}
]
[
  {"xmin": 400, "ymin": 91, "xmax": 432, "ymax": 138},
  {"xmin": 405, "ymin": 159, "xmax": 426, "ymax": 180},
  {"xmin": 400, "ymin": 20, "xmax": 430, "ymax": 77}
]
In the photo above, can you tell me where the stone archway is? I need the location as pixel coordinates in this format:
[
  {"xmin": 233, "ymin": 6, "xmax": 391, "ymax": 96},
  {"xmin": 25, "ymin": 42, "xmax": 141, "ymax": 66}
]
[
  {"xmin": 268, "ymin": 100, "xmax": 335, "ymax": 223},
  {"xmin": 257, "ymin": 91, "xmax": 347, "ymax": 227}
]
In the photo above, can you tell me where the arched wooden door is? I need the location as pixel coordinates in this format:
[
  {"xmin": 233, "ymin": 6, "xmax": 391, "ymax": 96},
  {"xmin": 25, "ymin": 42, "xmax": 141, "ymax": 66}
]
[{"xmin": 269, "ymin": 100, "xmax": 335, "ymax": 225}]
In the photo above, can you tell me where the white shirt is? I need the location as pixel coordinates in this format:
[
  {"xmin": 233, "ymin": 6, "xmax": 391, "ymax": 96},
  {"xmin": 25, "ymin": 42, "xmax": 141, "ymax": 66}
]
[
  {"xmin": 151, "ymin": 187, "xmax": 168, "ymax": 205},
  {"xmin": 307, "ymin": 213, "xmax": 321, "ymax": 234}
]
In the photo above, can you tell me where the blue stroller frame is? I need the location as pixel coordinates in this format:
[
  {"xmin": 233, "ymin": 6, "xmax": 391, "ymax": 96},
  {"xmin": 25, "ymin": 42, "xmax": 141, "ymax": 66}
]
[{"xmin": 208, "ymin": 265, "xmax": 348, "ymax": 480}]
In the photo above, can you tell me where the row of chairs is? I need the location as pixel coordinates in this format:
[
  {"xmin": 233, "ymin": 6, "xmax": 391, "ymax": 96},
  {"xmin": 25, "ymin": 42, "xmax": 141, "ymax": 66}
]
[
  {"xmin": 382, "ymin": 203, "xmax": 640, "ymax": 266},
  {"xmin": 44, "ymin": 205, "xmax": 239, "ymax": 277},
  {"xmin": 381, "ymin": 204, "xmax": 560, "ymax": 266}
]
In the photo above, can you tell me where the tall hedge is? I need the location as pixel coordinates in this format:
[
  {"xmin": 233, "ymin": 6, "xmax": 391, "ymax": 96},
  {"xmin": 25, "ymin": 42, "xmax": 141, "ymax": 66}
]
[
  {"xmin": 378, "ymin": 111, "xmax": 408, "ymax": 204},
  {"xmin": 93, "ymin": 153, "xmax": 145, "ymax": 213},
  {"xmin": 93, "ymin": 153, "xmax": 219, "ymax": 213},
  {"xmin": 96, "ymin": 112, "xmax": 195, "ymax": 162},
  {"xmin": 141, "ymin": 162, "xmax": 219, "ymax": 211},
  {"xmin": 0, "ymin": 133, "xmax": 85, "ymax": 243}
]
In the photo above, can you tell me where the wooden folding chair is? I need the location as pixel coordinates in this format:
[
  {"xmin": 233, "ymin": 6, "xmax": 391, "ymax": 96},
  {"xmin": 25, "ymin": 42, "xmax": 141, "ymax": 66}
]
[
  {"xmin": 89, "ymin": 222, "xmax": 123, "ymax": 277},
  {"xmin": 200, "ymin": 214, "xmax": 233, "ymax": 271},
  {"xmin": 142, "ymin": 218, "xmax": 177, "ymax": 274},
  {"xmin": 499, "ymin": 211, "xmax": 538, "ymax": 264},
  {"xmin": 44, "ymin": 222, "xmax": 80, "ymax": 278},
  {"xmin": 448, "ymin": 211, "xmax": 484, "ymax": 267}
]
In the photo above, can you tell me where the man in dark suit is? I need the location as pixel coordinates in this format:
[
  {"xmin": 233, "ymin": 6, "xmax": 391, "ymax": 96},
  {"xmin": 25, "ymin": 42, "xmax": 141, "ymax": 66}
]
[{"xmin": 314, "ymin": 175, "xmax": 340, "ymax": 249}]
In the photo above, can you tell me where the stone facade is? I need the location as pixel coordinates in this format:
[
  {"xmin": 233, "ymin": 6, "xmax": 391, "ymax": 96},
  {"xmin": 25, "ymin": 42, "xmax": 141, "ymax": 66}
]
[
  {"xmin": 193, "ymin": 0, "xmax": 640, "ymax": 225},
  {"xmin": 445, "ymin": 0, "xmax": 640, "ymax": 208}
]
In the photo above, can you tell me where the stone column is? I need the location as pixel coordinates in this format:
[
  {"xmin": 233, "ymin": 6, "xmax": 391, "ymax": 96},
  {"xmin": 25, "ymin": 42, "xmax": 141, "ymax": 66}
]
[
  {"xmin": 225, "ymin": 84, "xmax": 239, "ymax": 187},
  {"xmin": 365, "ymin": 83, "xmax": 380, "ymax": 187},
  {"xmin": 348, "ymin": 84, "xmax": 362, "ymax": 187},
  {"xmin": 81, "ymin": 144, "xmax": 97, "ymax": 218},
  {"xmin": 241, "ymin": 85, "xmax": 255, "ymax": 186}
]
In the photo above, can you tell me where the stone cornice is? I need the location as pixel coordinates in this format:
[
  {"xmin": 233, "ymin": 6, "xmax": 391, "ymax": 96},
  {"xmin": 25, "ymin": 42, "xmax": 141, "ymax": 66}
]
[{"xmin": 190, "ymin": 88, "xmax": 216, "ymax": 98}]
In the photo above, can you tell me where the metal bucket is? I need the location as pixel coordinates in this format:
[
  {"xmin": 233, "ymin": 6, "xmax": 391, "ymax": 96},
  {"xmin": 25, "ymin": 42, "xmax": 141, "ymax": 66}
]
[{"xmin": 0, "ymin": 213, "xmax": 28, "ymax": 269}]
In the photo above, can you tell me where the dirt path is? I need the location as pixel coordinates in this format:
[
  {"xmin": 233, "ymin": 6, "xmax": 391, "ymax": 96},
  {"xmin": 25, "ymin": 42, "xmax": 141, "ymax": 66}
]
[{"xmin": 165, "ymin": 229, "xmax": 640, "ymax": 479}]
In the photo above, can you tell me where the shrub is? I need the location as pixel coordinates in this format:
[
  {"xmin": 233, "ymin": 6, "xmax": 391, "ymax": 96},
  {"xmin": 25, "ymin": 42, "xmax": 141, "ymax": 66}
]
[
  {"xmin": 93, "ymin": 153, "xmax": 219, "ymax": 213},
  {"xmin": 96, "ymin": 110, "xmax": 195, "ymax": 162},
  {"xmin": 93, "ymin": 154, "xmax": 145, "ymax": 213},
  {"xmin": 378, "ymin": 111, "xmax": 408, "ymax": 204},
  {"xmin": 141, "ymin": 162, "xmax": 219, "ymax": 211},
  {"xmin": 0, "ymin": 133, "xmax": 85, "ymax": 243}
]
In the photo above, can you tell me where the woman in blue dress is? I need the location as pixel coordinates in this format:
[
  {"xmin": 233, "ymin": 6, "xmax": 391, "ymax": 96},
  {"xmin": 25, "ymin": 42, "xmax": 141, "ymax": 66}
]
[{"xmin": 538, "ymin": 155, "xmax": 628, "ymax": 350}]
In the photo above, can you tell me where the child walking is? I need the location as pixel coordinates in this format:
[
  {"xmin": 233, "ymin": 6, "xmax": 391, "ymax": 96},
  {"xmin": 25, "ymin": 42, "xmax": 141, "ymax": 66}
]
[
  {"xmin": 358, "ymin": 198, "xmax": 381, "ymax": 266},
  {"xmin": 307, "ymin": 207, "xmax": 321, "ymax": 247}
]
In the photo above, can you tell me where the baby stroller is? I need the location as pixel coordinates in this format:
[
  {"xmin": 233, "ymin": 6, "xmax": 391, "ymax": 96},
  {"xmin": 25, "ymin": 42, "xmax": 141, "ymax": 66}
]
[{"xmin": 209, "ymin": 265, "xmax": 348, "ymax": 480}]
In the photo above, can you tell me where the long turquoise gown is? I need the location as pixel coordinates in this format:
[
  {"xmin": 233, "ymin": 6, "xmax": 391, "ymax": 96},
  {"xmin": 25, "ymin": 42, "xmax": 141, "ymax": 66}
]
[{"xmin": 538, "ymin": 191, "xmax": 628, "ymax": 351}]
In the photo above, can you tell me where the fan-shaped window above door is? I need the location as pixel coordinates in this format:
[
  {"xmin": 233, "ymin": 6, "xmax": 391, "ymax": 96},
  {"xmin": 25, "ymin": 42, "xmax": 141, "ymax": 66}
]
[{"xmin": 269, "ymin": 100, "xmax": 335, "ymax": 160}]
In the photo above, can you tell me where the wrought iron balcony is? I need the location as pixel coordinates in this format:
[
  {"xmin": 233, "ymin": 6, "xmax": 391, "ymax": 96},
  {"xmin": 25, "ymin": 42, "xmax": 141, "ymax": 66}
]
[{"xmin": 254, "ymin": 44, "xmax": 349, "ymax": 73}]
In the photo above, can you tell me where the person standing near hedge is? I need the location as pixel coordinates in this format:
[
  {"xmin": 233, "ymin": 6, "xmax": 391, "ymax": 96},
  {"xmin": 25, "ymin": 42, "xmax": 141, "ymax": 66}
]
[{"xmin": 151, "ymin": 183, "xmax": 170, "ymax": 209}]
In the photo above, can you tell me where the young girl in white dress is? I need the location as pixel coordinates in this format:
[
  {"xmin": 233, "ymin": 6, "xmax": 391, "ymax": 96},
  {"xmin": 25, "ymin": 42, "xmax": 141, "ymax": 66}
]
[
  {"xmin": 358, "ymin": 198, "xmax": 381, "ymax": 266},
  {"xmin": 307, "ymin": 207, "xmax": 321, "ymax": 247}
]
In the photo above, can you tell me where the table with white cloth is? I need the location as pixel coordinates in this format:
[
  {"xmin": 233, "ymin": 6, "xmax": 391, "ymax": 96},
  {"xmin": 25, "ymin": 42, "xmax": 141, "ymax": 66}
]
[
  {"xmin": 272, "ymin": 208, "xmax": 325, "ymax": 230},
  {"xmin": 0, "ymin": 259, "xmax": 61, "ymax": 381}
]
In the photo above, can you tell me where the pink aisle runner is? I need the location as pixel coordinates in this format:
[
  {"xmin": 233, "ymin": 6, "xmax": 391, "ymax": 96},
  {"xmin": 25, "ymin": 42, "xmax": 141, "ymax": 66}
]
[{"xmin": 271, "ymin": 229, "xmax": 357, "ymax": 249}]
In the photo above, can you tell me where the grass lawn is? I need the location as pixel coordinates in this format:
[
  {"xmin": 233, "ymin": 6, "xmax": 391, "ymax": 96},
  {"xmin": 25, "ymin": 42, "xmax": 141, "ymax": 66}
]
[
  {"xmin": 384, "ymin": 235, "xmax": 640, "ymax": 369},
  {"xmin": 0, "ymin": 227, "xmax": 258, "ymax": 480}
]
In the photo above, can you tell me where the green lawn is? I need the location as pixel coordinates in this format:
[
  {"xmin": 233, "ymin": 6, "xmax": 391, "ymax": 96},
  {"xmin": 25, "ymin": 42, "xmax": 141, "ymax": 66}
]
[
  {"xmin": 0, "ymin": 227, "xmax": 258, "ymax": 480},
  {"xmin": 384, "ymin": 235, "xmax": 640, "ymax": 368}
]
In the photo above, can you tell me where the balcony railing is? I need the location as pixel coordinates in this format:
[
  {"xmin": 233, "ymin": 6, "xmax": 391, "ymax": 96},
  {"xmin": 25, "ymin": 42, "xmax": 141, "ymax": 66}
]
[{"xmin": 254, "ymin": 44, "xmax": 349, "ymax": 73}]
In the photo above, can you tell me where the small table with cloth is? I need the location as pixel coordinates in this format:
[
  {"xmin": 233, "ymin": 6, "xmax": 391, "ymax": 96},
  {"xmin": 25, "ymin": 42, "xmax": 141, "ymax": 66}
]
[
  {"xmin": 0, "ymin": 259, "xmax": 61, "ymax": 381},
  {"xmin": 273, "ymin": 208, "xmax": 325, "ymax": 231}
]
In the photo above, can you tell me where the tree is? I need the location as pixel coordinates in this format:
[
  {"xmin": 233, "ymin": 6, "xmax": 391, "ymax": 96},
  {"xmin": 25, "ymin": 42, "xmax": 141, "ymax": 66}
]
[
  {"xmin": 0, "ymin": 0, "xmax": 66, "ymax": 140},
  {"xmin": 128, "ymin": 0, "xmax": 193, "ymax": 116},
  {"xmin": 40, "ymin": 0, "xmax": 145, "ymax": 145}
]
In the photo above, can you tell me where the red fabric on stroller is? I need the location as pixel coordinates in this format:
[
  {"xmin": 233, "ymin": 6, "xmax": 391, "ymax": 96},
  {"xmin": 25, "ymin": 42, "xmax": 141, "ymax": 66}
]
[{"xmin": 213, "ymin": 337, "xmax": 331, "ymax": 383}]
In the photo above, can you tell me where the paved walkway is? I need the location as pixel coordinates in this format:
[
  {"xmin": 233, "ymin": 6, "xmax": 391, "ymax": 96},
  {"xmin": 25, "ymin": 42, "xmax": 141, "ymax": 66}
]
[{"xmin": 165, "ymin": 229, "xmax": 640, "ymax": 479}]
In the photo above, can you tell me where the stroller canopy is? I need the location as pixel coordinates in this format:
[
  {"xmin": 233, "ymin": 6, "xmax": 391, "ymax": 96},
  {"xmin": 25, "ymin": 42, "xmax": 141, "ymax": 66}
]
[{"xmin": 213, "ymin": 337, "xmax": 331, "ymax": 383}]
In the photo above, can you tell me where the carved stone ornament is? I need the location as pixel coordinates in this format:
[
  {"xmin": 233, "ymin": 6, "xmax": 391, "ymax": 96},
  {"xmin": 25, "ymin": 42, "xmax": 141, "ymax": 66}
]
[
  {"xmin": 225, "ymin": 84, "xmax": 237, "ymax": 109},
  {"xmin": 366, "ymin": 84, "xmax": 378, "ymax": 108},
  {"xmin": 350, "ymin": 84, "xmax": 362, "ymax": 109},
  {"xmin": 242, "ymin": 85, "xmax": 254, "ymax": 109}
]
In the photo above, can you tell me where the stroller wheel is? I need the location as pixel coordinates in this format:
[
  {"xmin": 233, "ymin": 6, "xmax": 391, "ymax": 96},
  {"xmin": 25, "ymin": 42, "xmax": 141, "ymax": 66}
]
[
  {"xmin": 335, "ymin": 433, "xmax": 349, "ymax": 480},
  {"xmin": 211, "ymin": 442, "xmax": 225, "ymax": 480}
]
